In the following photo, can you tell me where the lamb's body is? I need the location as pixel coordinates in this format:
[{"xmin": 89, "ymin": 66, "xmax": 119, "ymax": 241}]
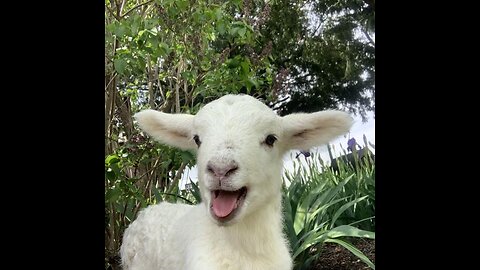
[
  {"xmin": 120, "ymin": 94, "xmax": 353, "ymax": 270},
  {"xmin": 121, "ymin": 203, "xmax": 193, "ymax": 269},
  {"xmin": 122, "ymin": 200, "xmax": 291, "ymax": 270}
]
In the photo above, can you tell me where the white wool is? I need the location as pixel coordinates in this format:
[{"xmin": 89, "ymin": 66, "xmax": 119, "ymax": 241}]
[{"xmin": 120, "ymin": 94, "xmax": 353, "ymax": 270}]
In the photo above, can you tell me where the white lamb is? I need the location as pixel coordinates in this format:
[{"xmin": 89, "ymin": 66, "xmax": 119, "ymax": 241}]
[{"xmin": 120, "ymin": 94, "xmax": 353, "ymax": 270}]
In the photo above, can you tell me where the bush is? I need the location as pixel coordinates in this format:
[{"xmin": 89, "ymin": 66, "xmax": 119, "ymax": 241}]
[{"xmin": 283, "ymin": 145, "xmax": 375, "ymax": 270}]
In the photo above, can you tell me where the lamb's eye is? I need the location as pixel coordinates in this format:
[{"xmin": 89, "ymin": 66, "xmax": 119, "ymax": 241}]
[
  {"xmin": 265, "ymin": 134, "xmax": 277, "ymax": 147},
  {"xmin": 193, "ymin": 135, "xmax": 201, "ymax": 147}
]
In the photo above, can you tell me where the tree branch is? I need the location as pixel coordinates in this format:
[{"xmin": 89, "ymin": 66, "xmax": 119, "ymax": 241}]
[
  {"xmin": 167, "ymin": 162, "xmax": 188, "ymax": 195},
  {"xmin": 136, "ymin": 156, "xmax": 162, "ymax": 180},
  {"xmin": 105, "ymin": 5, "xmax": 121, "ymax": 21},
  {"xmin": 362, "ymin": 28, "xmax": 375, "ymax": 47},
  {"xmin": 119, "ymin": 0, "xmax": 126, "ymax": 15},
  {"xmin": 175, "ymin": 60, "xmax": 183, "ymax": 113},
  {"xmin": 268, "ymin": 96, "xmax": 289, "ymax": 109},
  {"xmin": 105, "ymin": 73, "xmax": 117, "ymax": 92},
  {"xmin": 155, "ymin": 58, "xmax": 165, "ymax": 101},
  {"xmin": 146, "ymin": 55, "xmax": 156, "ymax": 109},
  {"xmin": 121, "ymin": 0, "xmax": 154, "ymax": 18}
]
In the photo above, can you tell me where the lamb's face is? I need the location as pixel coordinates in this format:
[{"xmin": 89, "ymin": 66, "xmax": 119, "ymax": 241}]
[
  {"xmin": 134, "ymin": 94, "xmax": 354, "ymax": 226},
  {"xmin": 192, "ymin": 95, "xmax": 284, "ymax": 225}
]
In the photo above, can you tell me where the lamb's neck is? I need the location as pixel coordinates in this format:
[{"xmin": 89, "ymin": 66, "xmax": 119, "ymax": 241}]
[{"xmin": 224, "ymin": 193, "xmax": 285, "ymax": 252}]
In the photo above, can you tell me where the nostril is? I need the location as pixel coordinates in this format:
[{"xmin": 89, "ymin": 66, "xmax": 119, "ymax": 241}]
[
  {"xmin": 207, "ymin": 165, "xmax": 215, "ymax": 174},
  {"xmin": 225, "ymin": 166, "xmax": 238, "ymax": 176}
]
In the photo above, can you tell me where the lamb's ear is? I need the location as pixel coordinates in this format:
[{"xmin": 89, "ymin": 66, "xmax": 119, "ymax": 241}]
[
  {"xmin": 134, "ymin": 109, "xmax": 196, "ymax": 151},
  {"xmin": 281, "ymin": 111, "xmax": 353, "ymax": 151}
]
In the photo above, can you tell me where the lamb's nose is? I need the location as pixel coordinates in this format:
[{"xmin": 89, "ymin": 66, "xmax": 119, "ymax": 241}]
[{"xmin": 207, "ymin": 162, "xmax": 238, "ymax": 179}]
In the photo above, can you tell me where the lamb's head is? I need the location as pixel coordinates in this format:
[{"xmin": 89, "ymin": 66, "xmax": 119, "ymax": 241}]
[{"xmin": 134, "ymin": 94, "xmax": 353, "ymax": 225}]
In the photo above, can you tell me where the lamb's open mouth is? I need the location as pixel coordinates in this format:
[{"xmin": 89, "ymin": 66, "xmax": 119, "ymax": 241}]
[{"xmin": 210, "ymin": 187, "xmax": 247, "ymax": 222}]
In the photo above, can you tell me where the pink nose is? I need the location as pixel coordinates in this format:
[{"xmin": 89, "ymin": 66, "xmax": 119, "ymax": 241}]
[{"xmin": 207, "ymin": 162, "xmax": 238, "ymax": 179}]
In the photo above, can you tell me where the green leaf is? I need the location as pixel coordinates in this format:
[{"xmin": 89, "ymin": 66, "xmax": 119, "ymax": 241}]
[
  {"xmin": 231, "ymin": 0, "xmax": 242, "ymax": 8},
  {"xmin": 153, "ymin": 187, "xmax": 163, "ymax": 203},
  {"xmin": 247, "ymin": 77, "xmax": 259, "ymax": 90},
  {"xmin": 144, "ymin": 18, "xmax": 158, "ymax": 29},
  {"xmin": 123, "ymin": 200, "xmax": 136, "ymax": 222},
  {"xmin": 238, "ymin": 27, "xmax": 246, "ymax": 38},
  {"xmin": 113, "ymin": 25, "xmax": 127, "ymax": 38},
  {"xmin": 308, "ymin": 196, "xmax": 348, "ymax": 225},
  {"xmin": 217, "ymin": 21, "xmax": 226, "ymax": 35},
  {"xmin": 180, "ymin": 151, "xmax": 195, "ymax": 164},
  {"xmin": 176, "ymin": 0, "xmax": 188, "ymax": 11},
  {"xmin": 131, "ymin": 23, "xmax": 139, "ymax": 37},
  {"xmin": 229, "ymin": 27, "xmax": 239, "ymax": 37},
  {"xmin": 105, "ymin": 187, "xmax": 121, "ymax": 202},
  {"xmin": 208, "ymin": 32, "xmax": 216, "ymax": 41},
  {"xmin": 181, "ymin": 71, "xmax": 195, "ymax": 82},
  {"xmin": 214, "ymin": 7, "xmax": 223, "ymax": 20},
  {"xmin": 292, "ymin": 228, "xmax": 327, "ymax": 259},
  {"xmin": 326, "ymin": 225, "xmax": 375, "ymax": 239},
  {"xmin": 106, "ymin": 170, "xmax": 117, "ymax": 181},
  {"xmin": 106, "ymin": 23, "xmax": 116, "ymax": 34},
  {"xmin": 240, "ymin": 61, "xmax": 249, "ymax": 75},
  {"xmin": 293, "ymin": 203, "xmax": 307, "ymax": 234},
  {"xmin": 109, "ymin": 163, "xmax": 122, "ymax": 177},
  {"xmin": 190, "ymin": 180, "xmax": 202, "ymax": 203},
  {"xmin": 158, "ymin": 42, "xmax": 171, "ymax": 56},
  {"xmin": 114, "ymin": 58, "xmax": 127, "ymax": 75},
  {"xmin": 105, "ymin": 154, "xmax": 120, "ymax": 165},
  {"xmin": 167, "ymin": 6, "xmax": 178, "ymax": 17},
  {"xmin": 161, "ymin": 159, "xmax": 172, "ymax": 169},
  {"xmin": 331, "ymin": 196, "xmax": 368, "ymax": 228},
  {"xmin": 227, "ymin": 57, "xmax": 241, "ymax": 69}
]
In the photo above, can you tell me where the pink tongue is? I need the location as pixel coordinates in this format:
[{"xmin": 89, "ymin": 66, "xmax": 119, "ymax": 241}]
[{"xmin": 212, "ymin": 190, "xmax": 240, "ymax": 218}]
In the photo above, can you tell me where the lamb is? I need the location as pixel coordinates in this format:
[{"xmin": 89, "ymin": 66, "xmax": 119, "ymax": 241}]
[{"xmin": 120, "ymin": 94, "xmax": 353, "ymax": 270}]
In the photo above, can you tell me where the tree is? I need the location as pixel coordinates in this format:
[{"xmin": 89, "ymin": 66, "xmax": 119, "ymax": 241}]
[{"xmin": 262, "ymin": 0, "xmax": 375, "ymax": 120}]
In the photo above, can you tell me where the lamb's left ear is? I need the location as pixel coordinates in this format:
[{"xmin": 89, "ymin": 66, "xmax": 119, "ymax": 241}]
[
  {"xmin": 281, "ymin": 111, "xmax": 354, "ymax": 151},
  {"xmin": 134, "ymin": 109, "xmax": 197, "ymax": 151}
]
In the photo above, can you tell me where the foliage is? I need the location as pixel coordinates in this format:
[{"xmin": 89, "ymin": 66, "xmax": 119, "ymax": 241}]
[
  {"xmin": 283, "ymin": 145, "xmax": 375, "ymax": 269},
  {"xmin": 262, "ymin": 0, "xmax": 375, "ymax": 120},
  {"xmin": 105, "ymin": 0, "xmax": 276, "ymax": 268},
  {"xmin": 323, "ymin": 141, "xmax": 375, "ymax": 231},
  {"xmin": 104, "ymin": 134, "xmax": 198, "ymax": 268}
]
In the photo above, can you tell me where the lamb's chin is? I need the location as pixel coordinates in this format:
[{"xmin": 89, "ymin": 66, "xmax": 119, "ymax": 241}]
[{"xmin": 209, "ymin": 210, "xmax": 241, "ymax": 226}]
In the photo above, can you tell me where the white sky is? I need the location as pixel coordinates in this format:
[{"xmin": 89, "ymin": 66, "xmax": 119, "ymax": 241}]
[{"xmin": 180, "ymin": 111, "xmax": 375, "ymax": 188}]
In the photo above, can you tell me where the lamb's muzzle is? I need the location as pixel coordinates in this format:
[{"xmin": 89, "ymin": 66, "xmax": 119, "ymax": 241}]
[{"xmin": 210, "ymin": 186, "xmax": 247, "ymax": 222}]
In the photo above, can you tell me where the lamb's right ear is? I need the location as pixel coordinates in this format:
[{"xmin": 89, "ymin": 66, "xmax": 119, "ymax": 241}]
[
  {"xmin": 281, "ymin": 110, "xmax": 354, "ymax": 151},
  {"xmin": 134, "ymin": 109, "xmax": 196, "ymax": 151}
]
